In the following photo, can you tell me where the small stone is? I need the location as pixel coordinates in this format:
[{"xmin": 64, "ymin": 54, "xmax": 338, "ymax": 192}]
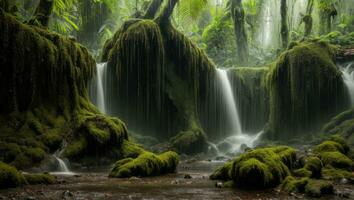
[
  {"xmin": 26, "ymin": 196, "xmax": 36, "ymax": 200},
  {"xmin": 129, "ymin": 176, "xmax": 141, "ymax": 181},
  {"xmin": 215, "ymin": 182, "xmax": 223, "ymax": 188},
  {"xmin": 62, "ymin": 190, "xmax": 74, "ymax": 199},
  {"xmin": 340, "ymin": 178, "xmax": 348, "ymax": 184},
  {"xmin": 184, "ymin": 174, "xmax": 192, "ymax": 179}
]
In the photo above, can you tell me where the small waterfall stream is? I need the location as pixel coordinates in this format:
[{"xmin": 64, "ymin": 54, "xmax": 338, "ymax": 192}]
[
  {"xmin": 210, "ymin": 69, "xmax": 263, "ymax": 156},
  {"xmin": 95, "ymin": 63, "xmax": 108, "ymax": 114},
  {"xmin": 51, "ymin": 141, "xmax": 75, "ymax": 175},
  {"xmin": 342, "ymin": 62, "xmax": 354, "ymax": 105}
]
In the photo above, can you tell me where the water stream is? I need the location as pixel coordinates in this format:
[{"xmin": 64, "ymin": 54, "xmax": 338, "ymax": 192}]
[
  {"xmin": 210, "ymin": 69, "xmax": 263, "ymax": 156},
  {"xmin": 51, "ymin": 141, "xmax": 75, "ymax": 176},
  {"xmin": 341, "ymin": 62, "xmax": 354, "ymax": 105},
  {"xmin": 95, "ymin": 63, "xmax": 108, "ymax": 114}
]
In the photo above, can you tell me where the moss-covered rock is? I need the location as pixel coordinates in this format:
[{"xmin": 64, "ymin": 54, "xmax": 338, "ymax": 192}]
[
  {"xmin": 323, "ymin": 109, "xmax": 354, "ymax": 147},
  {"xmin": 24, "ymin": 173, "xmax": 55, "ymax": 185},
  {"xmin": 102, "ymin": 15, "xmax": 215, "ymax": 149},
  {"xmin": 281, "ymin": 176, "xmax": 309, "ymax": 193},
  {"xmin": 211, "ymin": 146, "xmax": 295, "ymax": 189},
  {"xmin": 304, "ymin": 179, "xmax": 334, "ymax": 197},
  {"xmin": 319, "ymin": 151, "xmax": 353, "ymax": 170},
  {"xmin": 109, "ymin": 151, "xmax": 179, "ymax": 178},
  {"xmin": 321, "ymin": 167, "xmax": 353, "ymax": 179},
  {"xmin": 0, "ymin": 9, "xmax": 128, "ymax": 168},
  {"xmin": 170, "ymin": 129, "xmax": 207, "ymax": 154},
  {"xmin": 267, "ymin": 41, "xmax": 349, "ymax": 139},
  {"xmin": 0, "ymin": 161, "xmax": 26, "ymax": 189}
]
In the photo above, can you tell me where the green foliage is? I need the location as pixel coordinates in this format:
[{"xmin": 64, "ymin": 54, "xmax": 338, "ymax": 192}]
[{"xmin": 109, "ymin": 151, "xmax": 179, "ymax": 178}]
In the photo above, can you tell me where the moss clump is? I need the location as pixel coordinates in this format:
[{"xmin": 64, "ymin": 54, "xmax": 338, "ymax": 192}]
[
  {"xmin": 210, "ymin": 146, "xmax": 292, "ymax": 189},
  {"xmin": 304, "ymin": 179, "xmax": 334, "ymax": 197},
  {"xmin": 281, "ymin": 176, "xmax": 309, "ymax": 193},
  {"xmin": 109, "ymin": 151, "xmax": 179, "ymax": 178},
  {"xmin": 267, "ymin": 41, "xmax": 349, "ymax": 138},
  {"xmin": 317, "ymin": 31, "xmax": 354, "ymax": 46},
  {"xmin": 322, "ymin": 167, "xmax": 353, "ymax": 179},
  {"xmin": 209, "ymin": 162, "xmax": 232, "ymax": 181},
  {"xmin": 314, "ymin": 141, "xmax": 346, "ymax": 154},
  {"xmin": 323, "ymin": 110, "xmax": 354, "ymax": 147},
  {"xmin": 24, "ymin": 173, "xmax": 55, "ymax": 185},
  {"xmin": 0, "ymin": 161, "xmax": 26, "ymax": 189},
  {"xmin": 170, "ymin": 129, "xmax": 207, "ymax": 154},
  {"xmin": 319, "ymin": 151, "xmax": 353, "ymax": 170}
]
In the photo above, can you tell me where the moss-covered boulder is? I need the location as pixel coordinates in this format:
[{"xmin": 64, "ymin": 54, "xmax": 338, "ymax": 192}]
[
  {"xmin": 102, "ymin": 10, "xmax": 214, "ymax": 149},
  {"xmin": 281, "ymin": 176, "xmax": 334, "ymax": 197},
  {"xmin": 323, "ymin": 109, "xmax": 354, "ymax": 147},
  {"xmin": 267, "ymin": 41, "xmax": 349, "ymax": 139},
  {"xmin": 170, "ymin": 129, "xmax": 207, "ymax": 154},
  {"xmin": 210, "ymin": 146, "xmax": 295, "ymax": 189},
  {"xmin": 0, "ymin": 9, "xmax": 128, "ymax": 168},
  {"xmin": 0, "ymin": 161, "xmax": 27, "ymax": 189},
  {"xmin": 293, "ymin": 156, "xmax": 323, "ymax": 178},
  {"xmin": 109, "ymin": 151, "xmax": 179, "ymax": 178}
]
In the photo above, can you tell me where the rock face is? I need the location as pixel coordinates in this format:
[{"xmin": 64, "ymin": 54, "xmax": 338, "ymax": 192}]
[
  {"xmin": 102, "ymin": 17, "xmax": 214, "ymax": 147},
  {"xmin": 0, "ymin": 9, "xmax": 128, "ymax": 169},
  {"xmin": 267, "ymin": 41, "xmax": 349, "ymax": 139}
]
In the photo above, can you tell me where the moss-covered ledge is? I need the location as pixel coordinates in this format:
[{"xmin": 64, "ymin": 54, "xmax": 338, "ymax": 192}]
[{"xmin": 0, "ymin": 9, "xmax": 128, "ymax": 169}]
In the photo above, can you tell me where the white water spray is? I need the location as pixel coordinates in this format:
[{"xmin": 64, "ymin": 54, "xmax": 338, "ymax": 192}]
[
  {"xmin": 96, "ymin": 63, "xmax": 107, "ymax": 114},
  {"xmin": 216, "ymin": 69, "xmax": 242, "ymax": 135},
  {"xmin": 51, "ymin": 142, "xmax": 75, "ymax": 176},
  {"xmin": 213, "ymin": 69, "xmax": 263, "ymax": 155},
  {"xmin": 342, "ymin": 63, "xmax": 354, "ymax": 105}
]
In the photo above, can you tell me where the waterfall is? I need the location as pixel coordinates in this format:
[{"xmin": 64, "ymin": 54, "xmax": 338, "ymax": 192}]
[
  {"xmin": 53, "ymin": 155, "xmax": 70, "ymax": 173},
  {"xmin": 342, "ymin": 62, "xmax": 354, "ymax": 105},
  {"xmin": 51, "ymin": 141, "xmax": 75, "ymax": 175},
  {"xmin": 214, "ymin": 68, "xmax": 263, "ymax": 155},
  {"xmin": 95, "ymin": 63, "xmax": 107, "ymax": 114},
  {"xmin": 216, "ymin": 69, "xmax": 242, "ymax": 135}
]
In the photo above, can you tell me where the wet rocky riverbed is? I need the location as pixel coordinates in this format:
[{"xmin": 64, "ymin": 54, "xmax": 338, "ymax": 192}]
[{"xmin": 0, "ymin": 159, "xmax": 353, "ymax": 200}]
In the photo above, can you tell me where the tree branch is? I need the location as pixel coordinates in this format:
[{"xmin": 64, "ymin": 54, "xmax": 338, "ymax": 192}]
[
  {"xmin": 155, "ymin": 0, "xmax": 179, "ymax": 25},
  {"xmin": 143, "ymin": 0, "xmax": 163, "ymax": 19},
  {"xmin": 31, "ymin": 0, "xmax": 55, "ymax": 27}
]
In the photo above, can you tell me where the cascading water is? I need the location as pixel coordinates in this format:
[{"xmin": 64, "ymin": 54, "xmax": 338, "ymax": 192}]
[
  {"xmin": 51, "ymin": 141, "xmax": 75, "ymax": 175},
  {"xmin": 94, "ymin": 63, "xmax": 108, "ymax": 114},
  {"xmin": 216, "ymin": 69, "xmax": 242, "ymax": 135},
  {"xmin": 210, "ymin": 69, "xmax": 263, "ymax": 156},
  {"xmin": 341, "ymin": 62, "xmax": 354, "ymax": 105}
]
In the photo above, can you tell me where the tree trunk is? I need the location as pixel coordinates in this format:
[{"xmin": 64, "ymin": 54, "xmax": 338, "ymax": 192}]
[
  {"xmin": 31, "ymin": 0, "xmax": 55, "ymax": 27},
  {"xmin": 155, "ymin": 0, "xmax": 179, "ymax": 25},
  {"xmin": 230, "ymin": 0, "xmax": 249, "ymax": 66},
  {"xmin": 280, "ymin": 0, "xmax": 289, "ymax": 49},
  {"xmin": 302, "ymin": 0, "xmax": 314, "ymax": 37},
  {"xmin": 143, "ymin": 0, "xmax": 163, "ymax": 19}
]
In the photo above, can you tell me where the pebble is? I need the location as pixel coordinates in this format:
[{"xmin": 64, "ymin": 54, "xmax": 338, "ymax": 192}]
[
  {"xmin": 215, "ymin": 182, "xmax": 223, "ymax": 188},
  {"xmin": 184, "ymin": 174, "xmax": 192, "ymax": 179}
]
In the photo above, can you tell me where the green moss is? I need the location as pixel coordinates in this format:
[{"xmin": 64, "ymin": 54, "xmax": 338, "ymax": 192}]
[
  {"xmin": 322, "ymin": 167, "xmax": 354, "ymax": 179},
  {"xmin": 170, "ymin": 129, "xmax": 207, "ymax": 154},
  {"xmin": 24, "ymin": 173, "xmax": 55, "ymax": 185},
  {"xmin": 317, "ymin": 31, "xmax": 354, "ymax": 46},
  {"xmin": 319, "ymin": 151, "xmax": 353, "ymax": 170},
  {"xmin": 305, "ymin": 179, "xmax": 334, "ymax": 197},
  {"xmin": 267, "ymin": 41, "xmax": 349, "ymax": 138},
  {"xmin": 109, "ymin": 151, "xmax": 179, "ymax": 178},
  {"xmin": 0, "ymin": 161, "xmax": 26, "ymax": 189},
  {"xmin": 209, "ymin": 162, "xmax": 232, "ymax": 180},
  {"xmin": 230, "ymin": 147, "xmax": 290, "ymax": 188},
  {"xmin": 0, "ymin": 9, "xmax": 128, "ymax": 168},
  {"xmin": 293, "ymin": 168, "xmax": 312, "ymax": 178},
  {"xmin": 314, "ymin": 141, "xmax": 345, "ymax": 154},
  {"xmin": 272, "ymin": 146, "xmax": 297, "ymax": 169},
  {"xmin": 281, "ymin": 176, "xmax": 309, "ymax": 193}
]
